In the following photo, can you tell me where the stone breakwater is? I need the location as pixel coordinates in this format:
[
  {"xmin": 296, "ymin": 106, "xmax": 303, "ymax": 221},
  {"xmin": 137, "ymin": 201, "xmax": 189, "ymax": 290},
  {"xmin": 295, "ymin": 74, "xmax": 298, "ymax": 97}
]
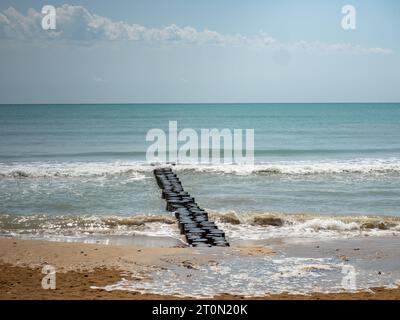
[{"xmin": 153, "ymin": 167, "xmax": 229, "ymax": 247}]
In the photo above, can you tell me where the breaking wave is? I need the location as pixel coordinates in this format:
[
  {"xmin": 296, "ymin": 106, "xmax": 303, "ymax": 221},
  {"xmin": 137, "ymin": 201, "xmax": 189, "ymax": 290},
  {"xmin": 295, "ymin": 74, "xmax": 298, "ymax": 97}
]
[
  {"xmin": 0, "ymin": 162, "xmax": 151, "ymax": 179},
  {"xmin": 1, "ymin": 212, "xmax": 399, "ymax": 242},
  {"xmin": 1, "ymin": 158, "xmax": 400, "ymax": 179},
  {"xmin": 174, "ymin": 158, "xmax": 400, "ymax": 175},
  {"xmin": 209, "ymin": 211, "xmax": 400, "ymax": 240},
  {"xmin": 0, "ymin": 214, "xmax": 179, "ymax": 239}
]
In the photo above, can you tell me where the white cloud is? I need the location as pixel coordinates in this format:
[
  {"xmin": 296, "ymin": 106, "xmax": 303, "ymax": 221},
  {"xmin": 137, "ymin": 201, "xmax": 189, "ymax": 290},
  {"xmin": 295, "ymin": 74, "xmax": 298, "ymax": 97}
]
[
  {"xmin": 0, "ymin": 4, "xmax": 266, "ymax": 46},
  {"xmin": 0, "ymin": 7, "xmax": 42, "ymax": 39},
  {"xmin": 0, "ymin": 4, "xmax": 393, "ymax": 55}
]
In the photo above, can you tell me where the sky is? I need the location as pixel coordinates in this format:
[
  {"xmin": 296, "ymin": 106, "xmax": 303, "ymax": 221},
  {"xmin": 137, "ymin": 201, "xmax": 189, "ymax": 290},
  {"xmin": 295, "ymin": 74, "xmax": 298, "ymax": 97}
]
[{"xmin": 0, "ymin": 0, "xmax": 399, "ymax": 103}]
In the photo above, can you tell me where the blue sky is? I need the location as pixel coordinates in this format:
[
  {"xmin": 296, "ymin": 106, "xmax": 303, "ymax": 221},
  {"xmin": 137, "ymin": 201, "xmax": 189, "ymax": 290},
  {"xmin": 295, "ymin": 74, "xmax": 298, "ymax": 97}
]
[{"xmin": 0, "ymin": 0, "xmax": 399, "ymax": 103}]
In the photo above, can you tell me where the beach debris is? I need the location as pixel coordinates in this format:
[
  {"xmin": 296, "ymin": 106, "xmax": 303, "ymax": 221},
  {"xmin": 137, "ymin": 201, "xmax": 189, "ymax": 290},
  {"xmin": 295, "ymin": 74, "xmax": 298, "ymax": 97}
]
[{"xmin": 153, "ymin": 167, "xmax": 229, "ymax": 247}]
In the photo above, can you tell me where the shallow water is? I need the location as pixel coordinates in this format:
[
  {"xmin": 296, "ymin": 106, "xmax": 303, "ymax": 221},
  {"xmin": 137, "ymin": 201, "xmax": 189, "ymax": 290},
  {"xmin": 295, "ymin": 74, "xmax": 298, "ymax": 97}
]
[{"xmin": 96, "ymin": 236, "xmax": 400, "ymax": 297}]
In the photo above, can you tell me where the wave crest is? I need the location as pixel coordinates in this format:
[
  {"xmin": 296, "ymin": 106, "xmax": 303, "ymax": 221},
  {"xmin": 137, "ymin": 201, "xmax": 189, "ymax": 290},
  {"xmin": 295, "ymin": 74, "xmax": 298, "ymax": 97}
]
[
  {"xmin": 176, "ymin": 159, "xmax": 400, "ymax": 175},
  {"xmin": 0, "ymin": 214, "xmax": 178, "ymax": 238},
  {"xmin": 1, "ymin": 212, "xmax": 399, "ymax": 241},
  {"xmin": 0, "ymin": 162, "xmax": 151, "ymax": 178},
  {"xmin": 208, "ymin": 211, "xmax": 400, "ymax": 240},
  {"xmin": 1, "ymin": 158, "xmax": 400, "ymax": 179}
]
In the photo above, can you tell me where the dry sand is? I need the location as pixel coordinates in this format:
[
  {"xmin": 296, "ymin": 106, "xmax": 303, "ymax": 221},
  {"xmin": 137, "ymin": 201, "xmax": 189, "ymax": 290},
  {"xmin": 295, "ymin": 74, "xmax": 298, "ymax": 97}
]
[{"xmin": 0, "ymin": 237, "xmax": 399, "ymax": 300}]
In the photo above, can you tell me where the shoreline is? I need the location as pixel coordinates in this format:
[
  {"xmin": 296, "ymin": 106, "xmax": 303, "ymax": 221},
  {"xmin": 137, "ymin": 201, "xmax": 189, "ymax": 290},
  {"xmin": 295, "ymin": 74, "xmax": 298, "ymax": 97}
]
[
  {"xmin": 2, "ymin": 263, "xmax": 400, "ymax": 300},
  {"xmin": 1, "ymin": 237, "xmax": 399, "ymax": 300}
]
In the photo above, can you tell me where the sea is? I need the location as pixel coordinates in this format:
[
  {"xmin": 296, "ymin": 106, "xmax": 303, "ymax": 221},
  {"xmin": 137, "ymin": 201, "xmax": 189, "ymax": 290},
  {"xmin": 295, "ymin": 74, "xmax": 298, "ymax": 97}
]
[{"xmin": 1, "ymin": 103, "xmax": 400, "ymax": 296}]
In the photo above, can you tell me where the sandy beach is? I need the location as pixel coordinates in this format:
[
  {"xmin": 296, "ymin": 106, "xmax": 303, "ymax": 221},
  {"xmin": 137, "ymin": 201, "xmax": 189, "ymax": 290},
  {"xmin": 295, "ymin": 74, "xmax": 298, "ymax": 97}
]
[
  {"xmin": 1, "ymin": 0, "xmax": 400, "ymax": 306},
  {"xmin": 1, "ymin": 237, "xmax": 399, "ymax": 300}
]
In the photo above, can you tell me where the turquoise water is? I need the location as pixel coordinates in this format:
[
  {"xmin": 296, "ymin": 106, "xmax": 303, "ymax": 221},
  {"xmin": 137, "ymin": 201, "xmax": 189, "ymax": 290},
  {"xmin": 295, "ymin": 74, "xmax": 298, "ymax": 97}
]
[
  {"xmin": 0, "ymin": 103, "xmax": 399, "ymax": 238},
  {"xmin": 1, "ymin": 103, "xmax": 399, "ymax": 162}
]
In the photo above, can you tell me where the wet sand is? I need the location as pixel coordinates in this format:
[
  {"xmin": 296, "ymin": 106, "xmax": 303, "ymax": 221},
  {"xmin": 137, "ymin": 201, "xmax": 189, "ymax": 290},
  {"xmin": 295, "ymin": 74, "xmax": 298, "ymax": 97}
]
[{"xmin": 0, "ymin": 237, "xmax": 399, "ymax": 300}]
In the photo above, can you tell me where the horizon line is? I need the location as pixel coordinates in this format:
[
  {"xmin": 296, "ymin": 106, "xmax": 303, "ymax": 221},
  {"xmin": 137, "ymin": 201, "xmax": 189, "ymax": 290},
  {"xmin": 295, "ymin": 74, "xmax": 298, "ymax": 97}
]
[{"xmin": 1, "ymin": 102, "xmax": 400, "ymax": 106}]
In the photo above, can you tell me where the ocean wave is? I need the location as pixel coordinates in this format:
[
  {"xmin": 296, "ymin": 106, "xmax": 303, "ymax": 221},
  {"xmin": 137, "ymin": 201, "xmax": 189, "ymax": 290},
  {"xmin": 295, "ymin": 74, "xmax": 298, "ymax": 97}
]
[
  {"xmin": 0, "ymin": 162, "xmax": 152, "ymax": 179},
  {"xmin": 209, "ymin": 211, "xmax": 400, "ymax": 228},
  {"xmin": 0, "ymin": 214, "xmax": 179, "ymax": 238},
  {"xmin": 174, "ymin": 159, "xmax": 400, "ymax": 175},
  {"xmin": 1, "ymin": 212, "xmax": 399, "ymax": 241},
  {"xmin": 209, "ymin": 211, "xmax": 400, "ymax": 240},
  {"xmin": 1, "ymin": 158, "xmax": 400, "ymax": 178}
]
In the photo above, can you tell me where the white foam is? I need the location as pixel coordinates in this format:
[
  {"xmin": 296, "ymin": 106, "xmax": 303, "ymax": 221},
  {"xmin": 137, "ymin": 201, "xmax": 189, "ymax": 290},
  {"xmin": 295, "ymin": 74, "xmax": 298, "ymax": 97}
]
[
  {"xmin": 297, "ymin": 219, "xmax": 360, "ymax": 231},
  {"xmin": 0, "ymin": 161, "xmax": 151, "ymax": 178},
  {"xmin": 1, "ymin": 158, "xmax": 400, "ymax": 178},
  {"xmin": 93, "ymin": 255, "xmax": 394, "ymax": 297},
  {"xmin": 2, "ymin": 211, "xmax": 399, "ymax": 242},
  {"xmin": 174, "ymin": 158, "xmax": 400, "ymax": 175},
  {"xmin": 210, "ymin": 212, "xmax": 400, "ymax": 241},
  {"xmin": 0, "ymin": 214, "xmax": 181, "ymax": 240}
]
